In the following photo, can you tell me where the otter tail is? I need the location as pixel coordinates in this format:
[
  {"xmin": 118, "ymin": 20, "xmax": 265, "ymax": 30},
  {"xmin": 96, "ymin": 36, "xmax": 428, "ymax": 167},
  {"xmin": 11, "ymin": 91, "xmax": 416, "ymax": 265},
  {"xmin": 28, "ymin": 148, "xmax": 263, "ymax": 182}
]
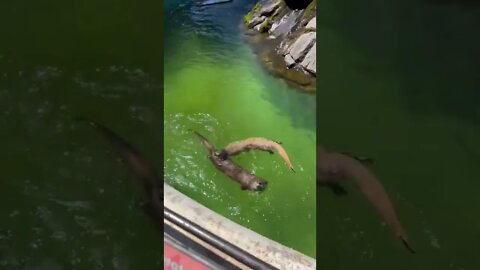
[
  {"xmin": 400, "ymin": 236, "xmax": 416, "ymax": 254},
  {"xmin": 341, "ymin": 155, "xmax": 414, "ymax": 254},
  {"xmin": 272, "ymin": 143, "xmax": 295, "ymax": 173},
  {"xmin": 192, "ymin": 130, "xmax": 216, "ymax": 155}
]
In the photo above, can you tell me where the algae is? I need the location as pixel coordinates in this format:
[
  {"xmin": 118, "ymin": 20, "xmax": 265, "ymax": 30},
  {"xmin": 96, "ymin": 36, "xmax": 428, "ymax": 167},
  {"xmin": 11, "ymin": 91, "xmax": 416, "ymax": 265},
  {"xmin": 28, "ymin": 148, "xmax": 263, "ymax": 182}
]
[{"xmin": 244, "ymin": 3, "xmax": 262, "ymax": 25}]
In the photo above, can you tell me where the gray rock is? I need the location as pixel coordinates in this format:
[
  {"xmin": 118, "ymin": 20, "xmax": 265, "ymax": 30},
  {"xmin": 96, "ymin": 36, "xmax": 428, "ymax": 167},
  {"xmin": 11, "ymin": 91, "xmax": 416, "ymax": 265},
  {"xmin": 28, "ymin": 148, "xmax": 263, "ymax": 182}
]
[
  {"xmin": 248, "ymin": 15, "xmax": 266, "ymax": 28},
  {"xmin": 260, "ymin": 1, "xmax": 280, "ymax": 16},
  {"xmin": 269, "ymin": 16, "xmax": 282, "ymax": 34},
  {"xmin": 305, "ymin": 17, "xmax": 316, "ymax": 31},
  {"xmin": 284, "ymin": 54, "xmax": 296, "ymax": 68},
  {"xmin": 269, "ymin": 10, "xmax": 302, "ymax": 38},
  {"xmin": 278, "ymin": 38, "xmax": 294, "ymax": 56},
  {"xmin": 288, "ymin": 32, "xmax": 316, "ymax": 62},
  {"xmin": 300, "ymin": 43, "xmax": 316, "ymax": 75}
]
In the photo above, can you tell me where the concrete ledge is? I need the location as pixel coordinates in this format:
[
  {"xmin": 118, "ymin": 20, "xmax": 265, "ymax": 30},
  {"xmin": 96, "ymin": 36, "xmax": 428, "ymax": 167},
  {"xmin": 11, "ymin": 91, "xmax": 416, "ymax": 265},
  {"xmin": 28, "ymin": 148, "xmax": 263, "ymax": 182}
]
[{"xmin": 164, "ymin": 183, "xmax": 316, "ymax": 270}]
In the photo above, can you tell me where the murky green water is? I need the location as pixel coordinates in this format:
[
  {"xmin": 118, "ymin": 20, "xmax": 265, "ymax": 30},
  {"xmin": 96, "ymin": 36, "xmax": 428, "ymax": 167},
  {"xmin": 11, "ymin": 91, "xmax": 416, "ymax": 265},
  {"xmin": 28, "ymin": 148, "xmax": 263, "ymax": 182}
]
[
  {"xmin": 163, "ymin": 0, "xmax": 316, "ymax": 258},
  {"xmin": 318, "ymin": 0, "xmax": 480, "ymax": 269},
  {"xmin": 0, "ymin": 1, "xmax": 163, "ymax": 269}
]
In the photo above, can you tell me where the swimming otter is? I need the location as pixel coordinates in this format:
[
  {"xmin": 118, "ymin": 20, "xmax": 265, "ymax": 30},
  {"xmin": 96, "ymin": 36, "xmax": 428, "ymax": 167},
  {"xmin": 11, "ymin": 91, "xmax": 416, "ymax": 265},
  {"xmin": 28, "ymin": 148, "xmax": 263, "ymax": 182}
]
[
  {"xmin": 217, "ymin": 137, "xmax": 295, "ymax": 172},
  {"xmin": 76, "ymin": 117, "xmax": 163, "ymax": 229},
  {"xmin": 193, "ymin": 131, "xmax": 268, "ymax": 191},
  {"xmin": 317, "ymin": 144, "xmax": 415, "ymax": 253}
]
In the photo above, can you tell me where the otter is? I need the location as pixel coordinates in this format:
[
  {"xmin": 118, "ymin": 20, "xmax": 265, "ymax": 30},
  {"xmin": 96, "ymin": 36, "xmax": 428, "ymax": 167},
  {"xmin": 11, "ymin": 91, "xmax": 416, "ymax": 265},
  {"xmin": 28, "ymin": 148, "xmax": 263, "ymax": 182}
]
[
  {"xmin": 193, "ymin": 131, "xmax": 268, "ymax": 191},
  {"xmin": 317, "ymin": 144, "xmax": 415, "ymax": 254},
  {"xmin": 216, "ymin": 137, "xmax": 295, "ymax": 172},
  {"xmin": 76, "ymin": 117, "xmax": 163, "ymax": 229}
]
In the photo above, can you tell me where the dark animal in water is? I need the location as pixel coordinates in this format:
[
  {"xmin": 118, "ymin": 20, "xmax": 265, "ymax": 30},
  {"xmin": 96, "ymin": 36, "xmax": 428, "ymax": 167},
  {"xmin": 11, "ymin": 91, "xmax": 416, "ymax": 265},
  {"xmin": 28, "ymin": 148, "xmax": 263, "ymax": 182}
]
[
  {"xmin": 317, "ymin": 145, "xmax": 415, "ymax": 253},
  {"xmin": 193, "ymin": 131, "xmax": 268, "ymax": 191},
  {"xmin": 340, "ymin": 152, "xmax": 374, "ymax": 165},
  {"xmin": 217, "ymin": 137, "xmax": 295, "ymax": 172},
  {"xmin": 76, "ymin": 117, "xmax": 163, "ymax": 229}
]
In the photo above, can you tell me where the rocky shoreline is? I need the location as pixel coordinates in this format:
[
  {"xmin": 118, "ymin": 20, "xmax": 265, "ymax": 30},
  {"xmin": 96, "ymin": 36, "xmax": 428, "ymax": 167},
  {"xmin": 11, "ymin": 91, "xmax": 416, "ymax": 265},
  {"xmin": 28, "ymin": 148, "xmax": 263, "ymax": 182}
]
[{"xmin": 242, "ymin": 0, "xmax": 316, "ymax": 92}]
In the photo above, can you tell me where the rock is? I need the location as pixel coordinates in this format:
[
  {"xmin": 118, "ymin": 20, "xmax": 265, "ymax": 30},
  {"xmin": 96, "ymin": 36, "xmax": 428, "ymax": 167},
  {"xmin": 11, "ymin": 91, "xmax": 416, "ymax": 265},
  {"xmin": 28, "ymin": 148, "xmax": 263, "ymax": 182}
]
[
  {"xmin": 300, "ymin": 43, "xmax": 316, "ymax": 75},
  {"xmin": 269, "ymin": 10, "xmax": 302, "ymax": 38},
  {"xmin": 260, "ymin": 1, "xmax": 280, "ymax": 16},
  {"xmin": 242, "ymin": 0, "xmax": 316, "ymax": 92},
  {"xmin": 278, "ymin": 38, "xmax": 294, "ymax": 56},
  {"xmin": 269, "ymin": 17, "xmax": 282, "ymax": 34},
  {"xmin": 284, "ymin": 54, "xmax": 296, "ymax": 68},
  {"xmin": 259, "ymin": 19, "xmax": 274, "ymax": 33},
  {"xmin": 248, "ymin": 15, "xmax": 266, "ymax": 28},
  {"xmin": 305, "ymin": 17, "xmax": 316, "ymax": 31},
  {"xmin": 288, "ymin": 32, "xmax": 316, "ymax": 62},
  {"xmin": 282, "ymin": 69, "xmax": 313, "ymax": 86}
]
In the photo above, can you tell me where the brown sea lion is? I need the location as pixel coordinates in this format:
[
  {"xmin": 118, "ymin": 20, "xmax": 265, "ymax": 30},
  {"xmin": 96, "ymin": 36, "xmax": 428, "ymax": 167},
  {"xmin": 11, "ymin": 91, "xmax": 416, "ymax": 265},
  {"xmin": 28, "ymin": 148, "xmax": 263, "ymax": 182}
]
[
  {"xmin": 317, "ymin": 144, "xmax": 415, "ymax": 253},
  {"xmin": 193, "ymin": 131, "xmax": 268, "ymax": 191}
]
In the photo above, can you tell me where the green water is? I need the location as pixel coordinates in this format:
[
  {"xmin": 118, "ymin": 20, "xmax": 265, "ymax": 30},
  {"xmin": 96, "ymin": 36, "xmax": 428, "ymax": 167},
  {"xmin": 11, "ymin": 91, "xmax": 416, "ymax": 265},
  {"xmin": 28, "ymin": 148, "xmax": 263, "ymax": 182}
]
[
  {"xmin": 318, "ymin": 0, "xmax": 480, "ymax": 269},
  {"xmin": 0, "ymin": 0, "xmax": 163, "ymax": 269},
  {"xmin": 163, "ymin": 0, "xmax": 316, "ymax": 258}
]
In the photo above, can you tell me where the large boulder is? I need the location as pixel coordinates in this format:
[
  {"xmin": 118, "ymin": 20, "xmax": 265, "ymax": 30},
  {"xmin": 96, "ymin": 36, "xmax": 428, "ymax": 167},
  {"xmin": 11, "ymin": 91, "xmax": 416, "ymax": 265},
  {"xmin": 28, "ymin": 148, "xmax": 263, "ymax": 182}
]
[
  {"xmin": 284, "ymin": 54, "xmax": 296, "ymax": 68},
  {"xmin": 248, "ymin": 15, "xmax": 266, "ymax": 28},
  {"xmin": 305, "ymin": 17, "xmax": 316, "ymax": 31},
  {"xmin": 260, "ymin": 0, "xmax": 280, "ymax": 16},
  {"xmin": 300, "ymin": 43, "xmax": 316, "ymax": 75},
  {"xmin": 288, "ymin": 32, "xmax": 316, "ymax": 62}
]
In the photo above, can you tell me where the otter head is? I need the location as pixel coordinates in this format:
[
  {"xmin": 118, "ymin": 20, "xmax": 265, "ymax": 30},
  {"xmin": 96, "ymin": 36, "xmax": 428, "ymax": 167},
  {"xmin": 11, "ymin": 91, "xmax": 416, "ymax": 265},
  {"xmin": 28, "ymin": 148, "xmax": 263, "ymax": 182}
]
[
  {"xmin": 216, "ymin": 149, "xmax": 229, "ymax": 161},
  {"xmin": 252, "ymin": 180, "xmax": 268, "ymax": 191}
]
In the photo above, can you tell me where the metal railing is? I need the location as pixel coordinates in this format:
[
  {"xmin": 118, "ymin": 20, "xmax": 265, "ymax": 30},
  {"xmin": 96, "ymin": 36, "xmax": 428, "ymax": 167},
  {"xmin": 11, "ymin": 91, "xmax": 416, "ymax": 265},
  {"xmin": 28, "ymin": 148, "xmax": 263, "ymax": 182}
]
[{"xmin": 164, "ymin": 183, "xmax": 316, "ymax": 270}]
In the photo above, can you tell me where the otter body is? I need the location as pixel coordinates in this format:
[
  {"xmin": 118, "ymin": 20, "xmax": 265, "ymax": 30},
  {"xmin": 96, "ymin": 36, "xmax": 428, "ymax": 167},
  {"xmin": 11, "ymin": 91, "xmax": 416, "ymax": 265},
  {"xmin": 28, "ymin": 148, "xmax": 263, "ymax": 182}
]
[
  {"xmin": 77, "ymin": 118, "xmax": 163, "ymax": 229},
  {"xmin": 219, "ymin": 137, "xmax": 295, "ymax": 172},
  {"xmin": 194, "ymin": 132, "xmax": 268, "ymax": 191},
  {"xmin": 317, "ymin": 145, "xmax": 415, "ymax": 253}
]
